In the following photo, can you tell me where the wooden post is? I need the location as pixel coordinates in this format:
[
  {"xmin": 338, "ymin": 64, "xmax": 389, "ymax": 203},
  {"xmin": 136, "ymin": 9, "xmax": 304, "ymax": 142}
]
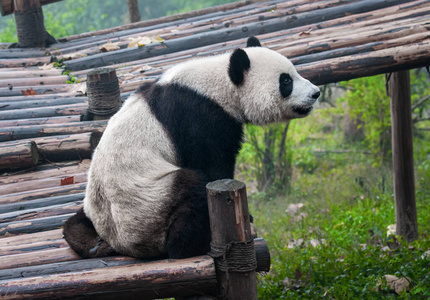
[
  {"xmin": 389, "ymin": 70, "xmax": 418, "ymax": 242},
  {"xmin": 1, "ymin": 0, "xmax": 63, "ymax": 16},
  {"xmin": 207, "ymin": 179, "xmax": 258, "ymax": 300},
  {"xmin": 86, "ymin": 68, "xmax": 121, "ymax": 120},
  {"xmin": 13, "ymin": 0, "xmax": 56, "ymax": 48}
]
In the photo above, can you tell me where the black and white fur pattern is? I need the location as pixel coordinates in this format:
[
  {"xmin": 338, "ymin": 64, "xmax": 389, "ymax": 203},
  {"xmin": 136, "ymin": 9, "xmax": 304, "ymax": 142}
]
[{"xmin": 64, "ymin": 37, "xmax": 320, "ymax": 259}]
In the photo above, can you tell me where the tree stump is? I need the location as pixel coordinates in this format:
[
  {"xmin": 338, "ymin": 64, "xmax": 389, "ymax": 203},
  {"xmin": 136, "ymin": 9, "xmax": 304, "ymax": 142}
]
[
  {"xmin": 207, "ymin": 179, "xmax": 258, "ymax": 300},
  {"xmin": 13, "ymin": 0, "xmax": 56, "ymax": 48},
  {"xmin": 86, "ymin": 68, "xmax": 122, "ymax": 120}
]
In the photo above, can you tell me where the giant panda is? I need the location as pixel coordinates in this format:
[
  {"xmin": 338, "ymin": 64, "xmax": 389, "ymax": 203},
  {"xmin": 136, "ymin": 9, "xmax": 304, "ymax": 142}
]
[{"xmin": 63, "ymin": 36, "xmax": 320, "ymax": 259}]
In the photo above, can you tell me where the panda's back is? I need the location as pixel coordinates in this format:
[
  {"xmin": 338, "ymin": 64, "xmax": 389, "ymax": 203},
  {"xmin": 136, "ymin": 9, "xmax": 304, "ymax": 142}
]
[{"xmin": 83, "ymin": 92, "xmax": 180, "ymax": 257}]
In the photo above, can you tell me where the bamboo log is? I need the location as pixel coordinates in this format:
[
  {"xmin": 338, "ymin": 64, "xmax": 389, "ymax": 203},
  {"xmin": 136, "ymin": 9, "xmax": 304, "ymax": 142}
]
[
  {"xmin": 0, "ymin": 95, "xmax": 86, "ymax": 111},
  {"xmin": 0, "ymin": 120, "xmax": 107, "ymax": 142},
  {"xmin": 0, "ymin": 192, "xmax": 85, "ymax": 214},
  {"xmin": 0, "ymin": 56, "xmax": 51, "ymax": 68},
  {"xmin": 0, "ymin": 238, "xmax": 269, "ymax": 281},
  {"xmin": 0, "ymin": 182, "xmax": 86, "ymax": 205},
  {"xmin": 0, "ymin": 115, "xmax": 81, "ymax": 127},
  {"xmin": 0, "ymin": 202, "xmax": 81, "ymax": 223},
  {"xmin": 0, "ymin": 49, "xmax": 49, "ymax": 59},
  {"xmin": 0, "ymin": 172, "xmax": 87, "ymax": 196},
  {"xmin": 207, "ymin": 180, "xmax": 258, "ymax": 299},
  {"xmin": 0, "ymin": 103, "xmax": 86, "ymax": 121},
  {"xmin": 0, "ymin": 228, "xmax": 63, "ymax": 247},
  {"xmin": 0, "ymin": 84, "xmax": 70, "ymax": 97},
  {"xmin": 0, "ymin": 141, "xmax": 38, "ymax": 170},
  {"xmin": 1, "ymin": 0, "xmax": 63, "ymax": 16},
  {"xmin": 0, "ymin": 213, "xmax": 74, "ymax": 236}
]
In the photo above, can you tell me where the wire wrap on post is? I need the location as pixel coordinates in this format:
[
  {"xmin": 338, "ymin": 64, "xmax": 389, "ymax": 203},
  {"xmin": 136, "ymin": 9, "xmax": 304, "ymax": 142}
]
[
  {"xmin": 86, "ymin": 70, "xmax": 122, "ymax": 116},
  {"xmin": 209, "ymin": 239, "xmax": 257, "ymax": 273}
]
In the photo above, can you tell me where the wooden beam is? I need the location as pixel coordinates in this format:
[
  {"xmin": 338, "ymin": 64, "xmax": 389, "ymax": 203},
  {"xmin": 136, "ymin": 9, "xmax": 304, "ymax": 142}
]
[
  {"xmin": 389, "ymin": 71, "xmax": 418, "ymax": 242},
  {"xmin": 1, "ymin": 0, "xmax": 63, "ymax": 16}
]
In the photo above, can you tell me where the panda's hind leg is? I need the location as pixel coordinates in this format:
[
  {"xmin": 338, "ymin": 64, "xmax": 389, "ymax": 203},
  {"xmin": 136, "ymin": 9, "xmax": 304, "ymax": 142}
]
[{"xmin": 166, "ymin": 169, "xmax": 211, "ymax": 259}]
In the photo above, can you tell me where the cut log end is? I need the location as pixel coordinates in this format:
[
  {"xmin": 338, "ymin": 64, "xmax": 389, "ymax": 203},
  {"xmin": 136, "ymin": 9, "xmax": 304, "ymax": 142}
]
[{"xmin": 0, "ymin": 141, "xmax": 39, "ymax": 170}]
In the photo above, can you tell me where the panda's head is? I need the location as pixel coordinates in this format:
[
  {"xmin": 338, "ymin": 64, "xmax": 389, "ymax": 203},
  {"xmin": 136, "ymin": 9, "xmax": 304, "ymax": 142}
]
[
  {"xmin": 229, "ymin": 37, "xmax": 320, "ymax": 124},
  {"xmin": 157, "ymin": 36, "xmax": 320, "ymax": 125}
]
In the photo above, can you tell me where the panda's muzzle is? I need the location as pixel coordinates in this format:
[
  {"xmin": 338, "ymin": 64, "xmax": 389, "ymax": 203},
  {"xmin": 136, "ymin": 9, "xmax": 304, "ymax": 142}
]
[{"xmin": 293, "ymin": 90, "xmax": 320, "ymax": 115}]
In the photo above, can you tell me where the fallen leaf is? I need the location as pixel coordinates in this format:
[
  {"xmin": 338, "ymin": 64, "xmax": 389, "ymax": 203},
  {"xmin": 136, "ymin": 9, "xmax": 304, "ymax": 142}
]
[
  {"xmin": 387, "ymin": 224, "xmax": 396, "ymax": 236},
  {"xmin": 127, "ymin": 35, "xmax": 164, "ymax": 48},
  {"xmin": 62, "ymin": 52, "xmax": 88, "ymax": 60},
  {"xmin": 299, "ymin": 28, "xmax": 312, "ymax": 36},
  {"xmin": 61, "ymin": 176, "xmax": 74, "ymax": 186},
  {"xmin": 377, "ymin": 275, "xmax": 411, "ymax": 295},
  {"xmin": 99, "ymin": 40, "xmax": 120, "ymax": 52},
  {"xmin": 21, "ymin": 88, "xmax": 36, "ymax": 96},
  {"xmin": 285, "ymin": 203, "xmax": 304, "ymax": 216},
  {"xmin": 38, "ymin": 63, "xmax": 55, "ymax": 70},
  {"xmin": 67, "ymin": 83, "xmax": 86, "ymax": 95}
]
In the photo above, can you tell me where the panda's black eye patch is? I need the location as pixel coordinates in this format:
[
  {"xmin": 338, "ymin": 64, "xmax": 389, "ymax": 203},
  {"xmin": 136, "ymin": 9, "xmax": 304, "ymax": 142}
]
[{"xmin": 279, "ymin": 73, "xmax": 293, "ymax": 98}]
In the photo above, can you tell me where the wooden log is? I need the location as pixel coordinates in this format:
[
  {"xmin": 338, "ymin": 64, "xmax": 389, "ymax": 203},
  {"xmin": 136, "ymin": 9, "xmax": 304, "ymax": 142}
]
[
  {"xmin": 0, "ymin": 228, "xmax": 63, "ymax": 247},
  {"xmin": 86, "ymin": 68, "xmax": 121, "ymax": 119},
  {"xmin": 0, "ymin": 75, "xmax": 68, "ymax": 89},
  {"xmin": 0, "ymin": 115, "xmax": 81, "ymax": 127},
  {"xmin": 0, "ymin": 141, "xmax": 38, "ymax": 170},
  {"xmin": 57, "ymin": 0, "xmax": 268, "ymax": 43},
  {"xmin": 64, "ymin": 0, "xmax": 412, "ymax": 71},
  {"xmin": 0, "ymin": 159, "xmax": 90, "ymax": 184},
  {"xmin": 207, "ymin": 180, "xmax": 258, "ymax": 300},
  {"xmin": 1, "ymin": 0, "xmax": 63, "ymax": 16},
  {"xmin": 0, "ymin": 238, "xmax": 67, "ymax": 256},
  {"xmin": 0, "ymin": 83, "xmax": 70, "ymax": 97},
  {"xmin": 0, "ymin": 192, "xmax": 85, "ymax": 214},
  {"xmin": 0, "ymin": 56, "xmax": 51, "ymax": 68},
  {"xmin": 0, "ymin": 172, "xmax": 87, "ymax": 196},
  {"xmin": 0, "ymin": 213, "xmax": 74, "ymax": 236},
  {"xmin": 389, "ymin": 71, "xmax": 418, "ymax": 242},
  {"xmin": 0, "ymin": 255, "xmax": 217, "ymax": 299},
  {"xmin": 0, "ymin": 120, "xmax": 107, "ymax": 142},
  {"xmin": 296, "ymin": 41, "xmax": 430, "ymax": 86},
  {"xmin": 0, "ymin": 96, "xmax": 86, "ymax": 111},
  {"xmin": 0, "ymin": 238, "xmax": 269, "ymax": 281},
  {"xmin": 13, "ymin": 0, "xmax": 56, "ymax": 48},
  {"xmin": 0, "ymin": 49, "xmax": 48, "ymax": 59},
  {"xmin": 0, "ymin": 103, "xmax": 87, "ymax": 121},
  {"xmin": 0, "ymin": 202, "xmax": 81, "ymax": 223},
  {"xmin": 0, "ymin": 182, "xmax": 86, "ymax": 205}
]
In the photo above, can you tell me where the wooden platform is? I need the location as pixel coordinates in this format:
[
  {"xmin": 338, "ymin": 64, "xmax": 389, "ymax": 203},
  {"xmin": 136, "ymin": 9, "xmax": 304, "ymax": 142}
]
[{"xmin": 0, "ymin": 0, "xmax": 429, "ymax": 298}]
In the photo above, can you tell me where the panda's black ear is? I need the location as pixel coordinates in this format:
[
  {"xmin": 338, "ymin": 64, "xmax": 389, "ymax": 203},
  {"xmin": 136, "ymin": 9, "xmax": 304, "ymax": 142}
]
[
  {"xmin": 246, "ymin": 36, "xmax": 261, "ymax": 47},
  {"xmin": 229, "ymin": 48, "xmax": 250, "ymax": 85}
]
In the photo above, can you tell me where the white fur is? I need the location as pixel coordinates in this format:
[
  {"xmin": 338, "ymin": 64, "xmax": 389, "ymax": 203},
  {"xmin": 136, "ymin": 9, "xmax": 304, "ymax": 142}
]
[{"xmin": 158, "ymin": 47, "xmax": 319, "ymax": 124}]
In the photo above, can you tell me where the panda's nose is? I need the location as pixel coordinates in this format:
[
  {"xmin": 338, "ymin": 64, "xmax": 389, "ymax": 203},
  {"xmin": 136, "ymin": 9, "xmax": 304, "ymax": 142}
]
[{"xmin": 312, "ymin": 91, "xmax": 320, "ymax": 99}]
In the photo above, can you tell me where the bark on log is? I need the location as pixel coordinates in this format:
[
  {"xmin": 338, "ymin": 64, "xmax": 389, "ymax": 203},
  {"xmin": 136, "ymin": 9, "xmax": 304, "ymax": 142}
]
[
  {"xmin": 13, "ymin": 0, "xmax": 56, "ymax": 48},
  {"xmin": 0, "ymin": 213, "xmax": 74, "ymax": 236},
  {"xmin": 0, "ymin": 75, "xmax": 68, "ymax": 89},
  {"xmin": 0, "ymin": 141, "xmax": 38, "ymax": 170},
  {"xmin": 0, "ymin": 255, "xmax": 217, "ymax": 299},
  {"xmin": 0, "ymin": 192, "xmax": 85, "ymax": 214},
  {"xmin": 0, "ymin": 56, "xmax": 51, "ymax": 68},
  {"xmin": 0, "ymin": 103, "xmax": 87, "ymax": 121},
  {"xmin": 0, "ymin": 238, "xmax": 268, "ymax": 280},
  {"xmin": 389, "ymin": 71, "xmax": 419, "ymax": 242},
  {"xmin": 207, "ymin": 180, "xmax": 258, "ymax": 300},
  {"xmin": 0, "ymin": 228, "xmax": 63, "ymax": 247},
  {"xmin": 0, "ymin": 172, "xmax": 87, "ymax": 196},
  {"xmin": 0, "ymin": 120, "xmax": 107, "ymax": 142},
  {"xmin": 64, "ymin": 0, "xmax": 412, "ymax": 71},
  {"xmin": 0, "ymin": 96, "xmax": 86, "ymax": 111},
  {"xmin": 0, "ymin": 84, "xmax": 70, "ymax": 97},
  {"xmin": 0, "ymin": 182, "xmax": 86, "ymax": 204},
  {"xmin": 0, "ymin": 159, "xmax": 90, "ymax": 184},
  {"xmin": 1, "ymin": 0, "xmax": 63, "ymax": 16},
  {"xmin": 0, "ymin": 201, "xmax": 81, "ymax": 223},
  {"xmin": 0, "ymin": 115, "xmax": 81, "ymax": 127}
]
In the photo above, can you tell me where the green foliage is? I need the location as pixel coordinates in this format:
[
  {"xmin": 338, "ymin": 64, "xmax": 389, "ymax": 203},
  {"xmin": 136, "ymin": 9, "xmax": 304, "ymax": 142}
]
[
  {"xmin": 338, "ymin": 75, "xmax": 391, "ymax": 167},
  {"xmin": 0, "ymin": 17, "xmax": 17, "ymax": 43}
]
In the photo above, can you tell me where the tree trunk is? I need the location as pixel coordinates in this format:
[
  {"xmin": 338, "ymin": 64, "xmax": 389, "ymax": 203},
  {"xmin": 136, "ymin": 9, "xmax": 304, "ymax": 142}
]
[{"xmin": 127, "ymin": 0, "xmax": 141, "ymax": 23}]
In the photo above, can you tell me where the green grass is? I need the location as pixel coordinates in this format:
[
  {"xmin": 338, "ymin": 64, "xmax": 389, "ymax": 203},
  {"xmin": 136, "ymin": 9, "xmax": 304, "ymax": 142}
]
[{"xmin": 247, "ymin": 111, "xmax": 430, "ymax": 299}]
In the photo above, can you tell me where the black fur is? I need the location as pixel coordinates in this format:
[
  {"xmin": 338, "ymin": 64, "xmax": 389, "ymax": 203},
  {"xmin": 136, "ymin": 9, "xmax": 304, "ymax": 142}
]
[
  {"xmin": 228, "ymin": 48, "xmax": 250, "ymax": 86},
  {"xmin": 279, "ymin": 73, "xmax": 293, "ymax": 98},
  {"xmin": 63, "ymin": 208, "xmax": 118, "ymax": 258},
  {"xmin": 246, "ymin": 36, "xmax": 262, "ymax": 47},
  {"xmin": 139, "ymin": 83, "xmax": 244, "ymax": 182}
]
